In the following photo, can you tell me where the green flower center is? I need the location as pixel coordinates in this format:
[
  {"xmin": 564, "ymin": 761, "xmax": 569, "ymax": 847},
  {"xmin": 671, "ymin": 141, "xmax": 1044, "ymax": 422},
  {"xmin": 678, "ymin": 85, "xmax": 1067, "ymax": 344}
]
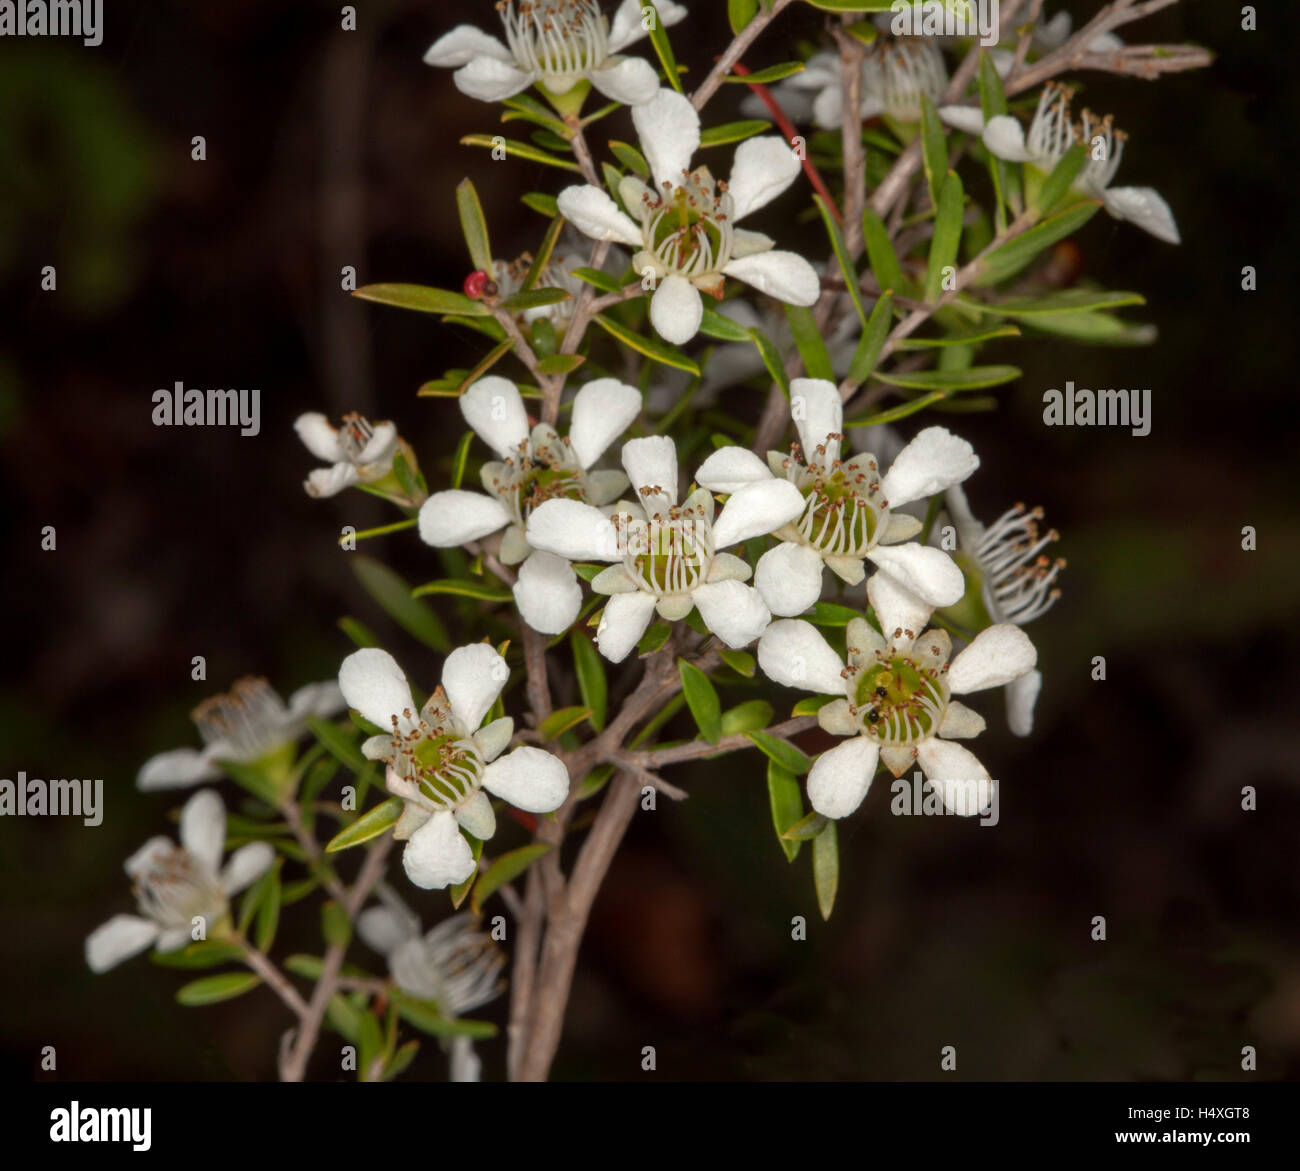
[
  {"xmin": 405, "ymin": 733, "xmax": 485, "ymax": 810},
  {"xmin": 794, "ymin": 469, "xmax": 881, "ymax": 558},
  {"xmin": 853, "ymin": 654, "xmax": 948, "ymax": 745}
]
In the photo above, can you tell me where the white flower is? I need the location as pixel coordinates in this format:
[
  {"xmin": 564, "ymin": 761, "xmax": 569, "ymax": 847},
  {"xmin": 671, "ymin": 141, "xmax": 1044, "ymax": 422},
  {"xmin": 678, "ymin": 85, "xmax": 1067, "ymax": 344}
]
[
  {"xmin": 525, "ymin": 435, "xmax": 804, "ymax": 661},
  {"xmin": 423, "ymin": 0, "xmax": 687, "ymax": 107},
  {"xmin": 757, "ymin": 572, "xmax": 1037, "ymax": 820},
  {"xmin": 695, "ymin": 379, "xmax": 977, "ymax": 619},
  {"xmin": 136, "ymin": 677, "xmax": 345, "ymax": 791},
  {"xmin": 295, "ymin": 411, "xmax": 424, "ymax": 505},
  {"xmin": 943, "ymin": 484, "xmax": 1064, "ymax": 736},
  {"xmin": 489, "ymin": 246, "xmax": 591, "ymax": 337},
  {"xmin": 338, "ymin": 646, "xmax": 569, "ymax": 890},
  {"xmin": 555, "ymin": 88, "xmax": 821, "ymax": 345},
  {"xmin": 358, "ymin": 893, "xmax": 505, "ymax": 1081},
  {"xmin": 85, "ymin": 789, "xmax": 274, "ymax": 972},
  {"xmin": 940, "ymin": 82, "xmax": 1180, "ymax": 244},
  {"xmin": 418, "ymin": 375, "xmax": 641, "ymax": 635},
  {"xmin": 761, "ymin": 38, "xmax": 948, "ymax": 131}
]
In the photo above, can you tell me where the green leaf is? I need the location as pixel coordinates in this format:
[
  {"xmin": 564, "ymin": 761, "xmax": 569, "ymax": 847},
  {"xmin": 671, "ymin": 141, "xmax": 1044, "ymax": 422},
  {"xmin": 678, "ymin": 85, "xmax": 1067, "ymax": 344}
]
[
  {"xmin": 499, "ymin": 287, "xmax": 572, "ymax": 312},
  {"xmin": 679, "ymin": 659, "xmax": 722, "ymax": 745},
  {"xmin": 321, "ymin": 900, "xmax": 352, "ymax": 948},
  {"xmin": 449, "ymin": 430, "xmax": 474, "ymax": 490},
  {"xmin": 455, "ymin": 179, "xmax": 493, "ymax": 273},
  {"xmin": 862, "ymin": 206, "xmax": 903, "ymax": 295},
  {"xmin": 571, "ymin": 632, "xmax": 607, "ymax": 732},
  {"xmin": 571, "ymin": 266, "xmax": 624, "ymax": 294},
  {"xmin": 845, "ymin": 392, "xmax": 948, "ymax": 428},
  {"xmin": 1034, "ymin": 142, "xmax": 1087, "ymax": 216},
  {"xmin": 791, "ymin": 694, "xmax": 835, "ymax": 717},
  {"xmin": 411, "ymin": 578, "xmax": 513, "ymax": 603},
  {"xmin": 812, "ymin": 819, "xmax": 839, "ymax": 920},
  {"xmin": 538, "ymin": 705, "xmax": 592, "ymax": 740},
  {"xmin": 725, "ymin": 61, "xmax": 804, "ymax": 85},
  {"xmin": 919, "ymin": 93, "xmax": 949, "ymax": 208},
  {"xmin": 521, "ymin": 213, "xmax": 565, "ymax": 292},
  {"xmin": 699, "ymin": 119, "xmax": 770, "ymax": 148},
  {"xmin": 592, "ymin": 313, "xmax": 699, "ymax": 375},
  {"xmin": 782, "ymin": 809, "xmax": 828, "ymax": 841},
  {"xmin": 719, "ymin": 648, "xmax": 756, "ymax": 678},
  {"xmin": 845, "ymin": 291, "xmax": 893, "ymax": 388},
  {"xmin": 176, "ymin": 972, "xmax": 262, "ymax": 1007},
  {"xmin": 150, "ymin": 941, "xmax": 247, "ymax": 969},
  {"xmin": 536, "ymin": 352, "xmax": 586, "ymax": 376},
  {"xmin": 338, "ymin": 616, "xmax": 380, "ymax": 649},
  {"xmin": 637, "ymin": 621, "xmax": 673, "ymax": 655},
  {"xmin": 391, "ymin": 991, "xmax": 497, "ymax": 1040},
  {"xmin": 325, "ymin": 797, "xmax": 402, "ymax": 853},
  {"xmin": 727, "ymin": 0, "xmax": 759, "ymax": 35},
  {"xmin": 1020, "ymin": 310, "xmax": 1157, "ymax": 345},
  {"xmin": 872, "ymin": 364, "xmax": 1020, "ymax": 391},
  {"xmin": 238, "ymin": 858, "xmax": 278, "ymax": 935},
  {"xmin": 326, "ymin": 994, "xmax": 362, "ymax": 1043},
  {"xmin": 609, "ymin": 139, "xmax": 649, "ymax": 177},
  {"xmin": 894, "ymin": 324, "xmax": 1020, "ymax": 349},
  {"xmin": 961, "ymin": 288, "xmax": 1146, "ymax": 316},
  {"xmin": 720, "ymin": 699, "xmax": 774, "ymax": 737},
  {"xmin": 976, "ymin": 51, "xmax": 1018, "ymax": 227},
  {"xmin": 449, "ymin": 831, "xmax": 485, "ymax": 910},
  {"xmin": 973, "ymin": 201, "xmax": 1100, "ymax": 286},
  {"xmin": 697, "ymin": 307, "xmax": 751, "ymax": 342},
  {"xmin": 471, "ymin": 843, "xmax": 553, "ymax": 914},
  {"xmin": 459, "ymin": 133, "xmax": 582, "ymax": 172},
  {"xmin": 748, "ymin": 327, "xmax": 789, "ymax": 395},
  {"xmin": 350, "ymin": 556, "xmax": 451, "ymax": 652},
  {"xmin": 814, "ymin": 194, "xmax": 867, "ymax": 330},
  {"xmin": 925, "ymin": 170, "xmax": 964, "ymax": 304},
  {"xmin": 644, "ymin": 0, "xmax": 683, "ymax": 92},
  {"xmin": 306, "ymin": 716, "xmax": 367, "ymax": 774},
  {"xmin": 522, "ymin": 191, "xmax": 559, "ymax": 218},
  {"xmin": 809, "ymin": 601, "xmax": 861, "ymax": 626},
  {"xmin": 767, "ymin": 761, "xmax": 804, "ymax": 862},
  {"xmin": 745, "ymin": 730, "xmax": 812, "ymax": 775},
  {"xmin": 385, "ymin": 1040, "xmax": 421, "ymax": 1081},
  {"xmin": 802, "ymin": 0, "xmax": 896, "ymax": 9},
  {"xmin": 353, "ymin": 283, "xmax": 488, "ymax": 318},
  {"xmin": 784, "ymin": 302, "xmax": 834, "ymax": 379}
]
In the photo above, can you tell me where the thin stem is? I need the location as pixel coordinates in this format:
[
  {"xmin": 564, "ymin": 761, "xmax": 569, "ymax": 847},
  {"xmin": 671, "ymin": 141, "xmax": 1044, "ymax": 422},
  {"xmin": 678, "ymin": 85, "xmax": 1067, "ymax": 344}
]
[
  {"xmin": 242, "ymin": 945, "xmax": 311, "ymax": 1019},
  {"xmin": 690, "ymin": 0, "xmax": 795, "ymax": 113}
]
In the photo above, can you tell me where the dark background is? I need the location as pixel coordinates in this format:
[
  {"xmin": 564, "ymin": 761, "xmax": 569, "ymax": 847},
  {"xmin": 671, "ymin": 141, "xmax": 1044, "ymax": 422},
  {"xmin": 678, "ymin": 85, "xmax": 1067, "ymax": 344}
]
[{"xmin": 2, "ymin": 0, "xmax": 1298, "ymax": 1080}]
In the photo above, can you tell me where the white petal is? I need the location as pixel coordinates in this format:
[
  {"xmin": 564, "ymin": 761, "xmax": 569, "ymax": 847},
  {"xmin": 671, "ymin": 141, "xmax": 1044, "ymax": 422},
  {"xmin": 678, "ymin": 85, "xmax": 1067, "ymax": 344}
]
[
  {"xmin": 695, "ymin": 445, "xmax": 774, "ymax": 494},
  {"xmin": 557, "ymin": 184, "xmax": 644, "ymax": 246},
  {"xmin": 632, "ymin": 88, "xmax": 700, "ymax": 192},
  {"xmin": 85, "ymin": 915, "xmax": 160, "ymax": 973},
  {"xmin": 357, "ymin": 422, "xmax": 398, "ymax": 465},
  {"xmin": 393, "ymin": 800, "xmax": 432, "ymax": 841},
  {"xmin": 125, "ymin": 836, "xmax": 175, "ymax": 880},
  {"xmin": 569, "ymin": 378, "xmax": 642, "ymax": 469},
  {"xmin": 939, "ymin": 105, "xmax": 986, "ymax": 136},
  {"xmin": 339, "ymin": 648, "xmax": 418, "ymax": 733},
  {"xmin": 304, "ymin": 464, "xmax": 358, "ymax": 498},
  {"xmin": 692, "ymin": 581, "xmax": 770, "ymax": 649},
  {"xmin": 707, "ymin": 551, "xmax": 752, "ymax": 583},
  {"xmin": 868, "ymin": 543, "xmax": 965, "ymax": 608},
  {"xmin": 482, "ymin": 746, "xmax": 570, "ymax": 812},
  {"xmin": 789, "ymin": 377, "xmax": 843, "ymax": 465},
  {"xmin": 473, "ymin": 716, "xmax": 515, "ymax": 764},
  {"xmin": 527, "ymin": 498, "xmax": 623, "ymax": 561},
  {"xmin": 442, "ymin": 643, "xmax": 509, "ymax": 731},
  {"xmin": 882, "ymin": 512, "xmax": 923, "ymax": 542},
  {"xmin": 649, "ymin": 274, "xmax": 703, "ymax": 345},
  {"xmin": 947, "ymin": 624, "xmax": 1038, "ymax": 695},
  {"xmin": 916, "ymin": 738, "xmax": 993, "ymax": 817},
  {"xmin": 596, "ymin": 591, "xmax": 658, "ymax": 662},
  {"xmin": 293, "ymin": 413, "xmax": 343, "ymax": 461},
  {"xmin": 756, "ymin": 542, "xmax": 825, "ymax": 617},
  {"xmin": 455, "ymin": 790, "xmax": 497, "ymax": 840},
  {"xmin": 419, "ymin": 490, "xmax": 511, "ymax": 547},
  {"xmin": 608, "ymin": 0, "xmax": 687, "ymax": 52},
  {"xmin": 758, "ymin": 618, "xmax": 846, "ymax": 694},
  {"xmin": 423, "ymin": 25, "xmax": 513, "ymax": 67},
  {"xmin": 982, "ymin": 114, "xmax": 1033, "ymax": 162},
  {"xmin": 880, "ymin": 426, "xmax": 979, "ymax": 507},
  {"xmin": 586, "ymin": 469, "xmax": 628, "ymax": 505},
  {"xmin": 726, "ymin": 135, "xmax": 801, "ymax": 221},
  {"xmin": 621, "ymin": 435, "xmax": 678, "ymax": 506},
  {"xmin": 807, "ymin": 737, "xmax": 879, "ymax": 819},
  {"xmin": 867, "ymin": 569, "xmax": 934, "ymax": 640},
  {"xmin": 937, "ymin": 701, "xmax": 986, "ymax": 740},
  {"xmin": 136, "ymin": 747, "xmax": 220, "ymax": 791},
  {"xmin": 1103, "ymin": 186, "xmax": 1181, "ymax": 245},
  {"xmin": 1006, "ymin": 669, "xmax": 1042, "ymax": 738},
  {"xmin": 403, "ymin": 812, "xmax": 475, "ymax": 890},
  {"xmin": 450, "ymin": 1037, "xmax": 482, "ymax": 1083},
  {"xmin": 357, "ymin": 906, "xmax": 414, "ymax": 956},
  {"xmin": 453, "ymin": 57, "xmax": 534, "ymax": 103},
  {"xmin": 711, "ymin": 478, "xmax": 805, "ymax": 549},
  {"xmin": 731, "ymin": 227, "xmax": 774, "ymax": 258},
  {"xmin": 513, "ymin": 550, "xmax": 583, "ymax": 635},
  {"xmin": 460, "ymin": 376, "xmax": 530, "ymax": 459},
  {"xmin": 219, "ymin": 842, "xmax": 274, "ymax": 895},
  {"xmin": 286, "ymin": 680, "xmax": 346, "ymax": 723},
  {"xmin": 722, "ymin": 251, "xmax": 821, "ymax": 307},
  {"xmin": 180, "ymin": 789, "xmax": 225, "ymax": 876},
  {"xmin": 588, "ymin": 56, "xmax": 660, "ymax": 106}
]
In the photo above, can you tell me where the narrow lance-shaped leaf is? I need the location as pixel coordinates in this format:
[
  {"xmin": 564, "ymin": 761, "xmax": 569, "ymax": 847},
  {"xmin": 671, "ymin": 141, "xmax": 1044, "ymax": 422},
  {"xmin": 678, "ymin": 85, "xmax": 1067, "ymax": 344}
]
[
  {"xmin": 812, "ymin": 819, "xmax": 839, "ymax": 920},
  {"xmin": 768, "ymin": 760, "xmax": 804, "ymax": 862},
  {"xmin": 862, "ymin": 206, "xmax": 903, "ymax": 295},
  {"xmin": 678, "ymin": 659, "xmax": 722, "ymax": 745},
  {"xmin": 645, "ymin": 0, "xmax": 683, "ymax": 93},
  {"xmin": 784, "ymin": 302, "xmax": 834, "ymax": 380},
  {"xmin": 571, "ymin": 631, "xmax": 607, "ymax": 732},
  {"xmin": 919, "ymin": 93, "xmax": 948, "ymax": 209},
  {"xmin": 325, "ymin": 797, "xmax": 402, "ymax": 853},
  {"xmin": 471, "ymin": 843, "xmax": 553, "ymax": 914},
  {"xmin": 455, "ymin": 179, "xmax": 493, "ymax": 273},
  {"xmin": 925, "ymin": 170, "xmax": 964, "ymax": 305}
]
